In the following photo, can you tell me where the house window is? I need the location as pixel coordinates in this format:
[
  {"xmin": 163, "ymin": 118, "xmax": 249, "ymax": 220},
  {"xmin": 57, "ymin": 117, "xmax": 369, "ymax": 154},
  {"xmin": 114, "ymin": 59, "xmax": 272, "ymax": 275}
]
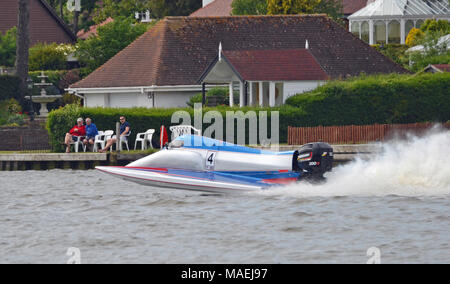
[
  {"xmin": 351, "ymin": 22, "xmax": 360, "ymax": 38},
  {"xmin": 405, "ymin": 20, "xmax": 415, "ymax": 40},
  {"xmin": 388, "ymin": 20, "xmax": 400, "ymax": 44},
  {"xmin": 374, "ymin": 21, "xmax": 386, "ymax": 44},
  {"xmin": 361, "ymin": 22, "xmax": 369, "ymax": 43},
  {"xmin": 415, "ymin": 19, "xmax": 424, "ymax": 28}
]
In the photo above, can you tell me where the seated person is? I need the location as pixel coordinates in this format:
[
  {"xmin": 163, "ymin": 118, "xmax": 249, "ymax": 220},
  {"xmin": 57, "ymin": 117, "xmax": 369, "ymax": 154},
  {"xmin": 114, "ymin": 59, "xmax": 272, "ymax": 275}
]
[
  {"xmin": 99, "ymin": 116, "xmax": 131, "ymax": 152},
  {"xmin": 83, "ymin": 117, "xmax": 99, "ymax": 151},
  {"xmin": 64, "ymin": 118, "xmax": 86, "ymax": 153}
]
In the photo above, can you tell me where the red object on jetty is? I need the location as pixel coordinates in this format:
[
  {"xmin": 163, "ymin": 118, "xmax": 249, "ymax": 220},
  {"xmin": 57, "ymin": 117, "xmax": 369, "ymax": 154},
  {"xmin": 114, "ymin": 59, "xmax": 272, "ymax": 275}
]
[{"xmin": 160, "ymin": 125, "xmax": 168, "ymax": 149}]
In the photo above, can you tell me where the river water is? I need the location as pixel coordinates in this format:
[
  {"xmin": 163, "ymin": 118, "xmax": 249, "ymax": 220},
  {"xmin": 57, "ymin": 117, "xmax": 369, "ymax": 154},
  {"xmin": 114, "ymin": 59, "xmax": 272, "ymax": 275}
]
[{"xmin": 0, "ymin": 129, "xmax": 449, "ymax": 263}]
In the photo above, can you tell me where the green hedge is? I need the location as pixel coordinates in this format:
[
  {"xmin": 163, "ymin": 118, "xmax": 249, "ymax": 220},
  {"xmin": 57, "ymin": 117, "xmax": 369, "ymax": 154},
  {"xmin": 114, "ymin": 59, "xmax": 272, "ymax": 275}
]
[
  {"xmin": 0, "ymin": 75, "xmax": 21, "ymax": 101},
  {"xmin": 285, "ymin": 73, "xmax": 450, "ymax": 125},
  {"xmin": 47, "ymin": 104, "xmax": 303, "ymax": 152}
]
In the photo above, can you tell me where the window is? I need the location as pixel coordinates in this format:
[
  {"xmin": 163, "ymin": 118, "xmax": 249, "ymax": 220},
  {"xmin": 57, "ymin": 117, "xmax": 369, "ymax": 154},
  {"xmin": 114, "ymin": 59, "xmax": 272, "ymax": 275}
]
[
  {"xmin": 415, "ymin": 19, "xmax": 424, "ymax": 29},
  {"xmin": 405, "ymin": 20, "xmax": 415, "ymax": 41},
  {"xmin": 361, "ymin": 21, "xmax": 369, "ymax": 43},
  {"xmin": 374, "ymin": 21, "xmax": 386, "ymax": 44},
  {"xmin": 388, "ymin": 20, "xmax": 400, "ymax": 44},
  {"xmin": 351, "ymin": 22, "xmax": 360, "ymax": 38}
]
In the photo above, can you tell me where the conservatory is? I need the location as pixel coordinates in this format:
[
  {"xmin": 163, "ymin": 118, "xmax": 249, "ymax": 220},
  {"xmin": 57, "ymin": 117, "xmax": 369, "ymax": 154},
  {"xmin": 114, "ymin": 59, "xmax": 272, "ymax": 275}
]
[{"xmin": 348, "ymin": 0, "xmax": 450, "ymax": 45}]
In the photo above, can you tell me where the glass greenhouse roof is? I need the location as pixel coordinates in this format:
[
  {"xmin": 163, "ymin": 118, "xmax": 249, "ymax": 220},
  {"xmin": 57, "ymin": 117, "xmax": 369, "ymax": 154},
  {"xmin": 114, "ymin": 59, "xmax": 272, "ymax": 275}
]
[{"xmin": 349, "ymin": 0, "xmax": 450, "ymax": 18}]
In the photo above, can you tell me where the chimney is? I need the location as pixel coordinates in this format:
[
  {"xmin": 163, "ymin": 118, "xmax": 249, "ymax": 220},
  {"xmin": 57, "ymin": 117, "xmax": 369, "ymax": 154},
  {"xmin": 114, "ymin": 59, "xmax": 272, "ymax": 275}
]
[{"xmin": 203, "ymin": 0, "xmax": 214, "ymax": 7}]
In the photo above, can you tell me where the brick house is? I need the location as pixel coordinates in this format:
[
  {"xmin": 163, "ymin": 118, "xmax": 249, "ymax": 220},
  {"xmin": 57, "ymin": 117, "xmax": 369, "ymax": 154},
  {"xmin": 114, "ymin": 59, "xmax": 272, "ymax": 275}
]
[
  {"xmin": 68, "ymin": 15, "xmax": 406, "ymax": 108},
  {"xmin": 0, "ymin": 0, "xmax": 76, "ymax": 45}
]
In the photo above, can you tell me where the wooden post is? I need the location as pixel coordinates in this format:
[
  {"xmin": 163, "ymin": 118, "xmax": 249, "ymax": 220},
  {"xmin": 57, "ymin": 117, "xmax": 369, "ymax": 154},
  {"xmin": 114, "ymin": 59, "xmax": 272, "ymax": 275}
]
[
  {"xmin": 116, "ymin": 122, "xmax": 120, "ymax": 152},
  {"xmin": 202, "ymin": 82, "xmax": 206, "ymax": 106}
]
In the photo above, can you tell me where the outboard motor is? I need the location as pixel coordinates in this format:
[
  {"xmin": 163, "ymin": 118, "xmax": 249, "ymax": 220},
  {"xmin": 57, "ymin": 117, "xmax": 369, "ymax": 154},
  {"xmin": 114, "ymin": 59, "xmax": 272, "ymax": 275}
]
[{"xmin": 293, "ymin": 142, "xmax": 333, "ymax": 182}]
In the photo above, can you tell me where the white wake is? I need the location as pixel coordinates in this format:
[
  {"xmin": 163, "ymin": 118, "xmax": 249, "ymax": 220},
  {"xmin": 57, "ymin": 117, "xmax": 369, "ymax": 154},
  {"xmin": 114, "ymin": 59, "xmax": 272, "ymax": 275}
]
[{"xmin": 261, "ymin": 126, "xmax": 450, "ymax": 197}]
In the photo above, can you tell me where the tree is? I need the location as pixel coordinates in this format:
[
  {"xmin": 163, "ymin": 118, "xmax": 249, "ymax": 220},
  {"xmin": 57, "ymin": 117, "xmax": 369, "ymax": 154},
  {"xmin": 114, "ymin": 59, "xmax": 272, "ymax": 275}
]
[
  {"xmin": 149, "ymin": 0, "xmax": 201, "ymax": 18},
  {"xmin": 0, "ymin": 27, "xmax": 17, "ymax": 67},
  {"xmin": 94, "ymin": 0, "xmax": 153, "ymax": 23},
  {"xmin": 267, "ymin": 0, "xmax": 342, "ymax": 19},
  {"xmin": 16, "ymin": 0, "xmax": 30, "ymax": 102},
  {"xmin": 231, "ymin": 0, "xmax": 268, "ymax": 15},
  {"xmin": 94, "ymin": 0, "xmax": 201, "ymax": 23},
  {"xmin": 76, "ymin": 17, "xmax": 151, "ymax": 74}
]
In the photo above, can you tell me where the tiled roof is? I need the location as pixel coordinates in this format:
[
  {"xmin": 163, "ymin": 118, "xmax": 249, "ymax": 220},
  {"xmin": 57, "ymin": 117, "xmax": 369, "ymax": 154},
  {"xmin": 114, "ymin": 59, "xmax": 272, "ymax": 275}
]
[
  {"xmin": 222, "ymin": 49, "xmax": 329, "ymax": 81},
  {"xmin": 431, "ymin": 64, "xmax": 450, "ymax": 72},
  {"xmin": 0, "ymin": 0, "xmax": 76, "ymax": 44},
  {"xmin": 77, "ymin": 17, "xmax": 114, "ymax": 40},
  {"xmin": 342, "ymin": 0, "xmax": 368, "ymax": 15},
  {"xmin": 70, "ymin": 15, "xmax": 407, "ymax": 89},
  {"xmin": 189, "ymin": 0, "xmax": 368, "ymax": 17},
  {"xmin": 190, "ymin": 0, "xmax": 233, "ymax": 17}
]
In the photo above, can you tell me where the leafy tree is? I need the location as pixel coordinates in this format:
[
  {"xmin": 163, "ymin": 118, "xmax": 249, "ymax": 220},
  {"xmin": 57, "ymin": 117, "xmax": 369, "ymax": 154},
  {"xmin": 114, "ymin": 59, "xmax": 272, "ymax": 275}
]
[
  {"xmin": 231, "ymin": 0, "xmax": 268, "ymax": 15},
  {"xmin": 28, "ymin": 43, "xmax": 67, "ymax": 71},
  {"xmin": 76, "ymin": 17, "xmax": 151, "ymax": 74},
  {"xmin": 94, "ymin": 0, "xmax": 201, "ymax": 23},
  {"xmin": 149, "ymin": 0, "xmax": 201, "ymax": 18},
  {"xmin": 93, "ymin": 0, "xmax": 152, "ymax": 24},
  {"xmin": 267, "ymin": 0, "xmax": 342, "ymax": 19},
  {"xmin": 419, "ymin": 19, "xmax": 450, "ymax": 34},
  {"xmin": 0, "ymin": 27, "xmax": 17, "ymax": 67}
]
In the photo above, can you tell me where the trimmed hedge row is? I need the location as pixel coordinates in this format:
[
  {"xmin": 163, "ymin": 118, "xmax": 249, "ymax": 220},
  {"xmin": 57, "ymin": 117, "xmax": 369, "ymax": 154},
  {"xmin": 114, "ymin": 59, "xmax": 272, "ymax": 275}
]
[
  {"xmin": 47, "ymin": 105, "xmax": 297, "ymax": 152},
  {"xmin": 0, "ymin": 75, "xmax": 21, "ymax": 101},
  {"xmin": 285, "ymin": 73, "xmax": 450, "ymax": 125}
]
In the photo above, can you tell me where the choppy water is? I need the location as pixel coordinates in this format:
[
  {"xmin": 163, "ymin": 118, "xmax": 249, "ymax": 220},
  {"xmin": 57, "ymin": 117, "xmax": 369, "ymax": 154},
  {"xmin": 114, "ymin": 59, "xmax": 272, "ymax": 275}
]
[{"xmin": 0, "ymin": 129, "xmax": 449, "ymax": 263}]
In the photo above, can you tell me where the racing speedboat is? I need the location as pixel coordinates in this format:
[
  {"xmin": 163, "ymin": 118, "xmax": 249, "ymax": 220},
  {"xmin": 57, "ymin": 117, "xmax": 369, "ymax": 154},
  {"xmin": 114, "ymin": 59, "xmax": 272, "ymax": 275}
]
[{"xmin": 96, "ymin": 135, "xmax": 333, "ymax": 193}]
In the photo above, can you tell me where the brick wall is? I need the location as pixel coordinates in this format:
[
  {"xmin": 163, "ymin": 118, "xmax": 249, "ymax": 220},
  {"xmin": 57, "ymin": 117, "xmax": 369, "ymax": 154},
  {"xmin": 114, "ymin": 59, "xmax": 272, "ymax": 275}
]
[{"xmin": 0, "ymin": 121, "xmax": 50, "ymax": 151}]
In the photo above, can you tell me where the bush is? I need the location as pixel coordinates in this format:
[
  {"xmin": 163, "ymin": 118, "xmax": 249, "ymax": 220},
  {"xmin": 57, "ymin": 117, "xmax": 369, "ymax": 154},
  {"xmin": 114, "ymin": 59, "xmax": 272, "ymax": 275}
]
[
  {"xmin": 406, "ymin": 28, "xmax": 424, "ymax": 47},
  {"xmin": 29, "ymin": 43, "xmax": 67, "ymax": 71},
  {"xmin": 0, "ymin": 98, "xmax": 26, "ymax": 126},
  {"xmin": 285, "ymin": 73, "xmax": 450, "ymax": 125},
  {"xmin": 0, "ymin": 27, "xmax": 17, "ymax": 67},
  {"xmin": 0, "ymin": 75, "xmax": 21, "ymax": 101},
  {"xmin": 419, "ymin": 19, "xmax": 450, "ymax": 34},
  {"xmin": 373, "ymin": 44, "xmax": 409, "ymax": 68}
]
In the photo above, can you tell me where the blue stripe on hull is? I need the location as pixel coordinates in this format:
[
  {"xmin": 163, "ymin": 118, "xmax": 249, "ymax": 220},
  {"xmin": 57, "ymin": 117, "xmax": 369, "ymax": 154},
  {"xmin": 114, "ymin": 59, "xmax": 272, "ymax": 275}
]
[{"xmin": 126, "ymin": 167, "xmax": 300, "ymax": 187}]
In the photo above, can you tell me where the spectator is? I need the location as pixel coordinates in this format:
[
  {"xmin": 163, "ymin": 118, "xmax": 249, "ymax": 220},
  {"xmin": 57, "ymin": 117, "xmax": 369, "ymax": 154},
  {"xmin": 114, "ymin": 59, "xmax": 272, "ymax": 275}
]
[
  {"xmin": 64, "ymin": 118, "xmax": 86, "ymax": 153},
  {"xmin": 83, "ymin": 117, "xmax": 99, "ymax": 151},
  {"xmin": 99, "ymin": 116, "xmax": 131, "ymax": 152}
]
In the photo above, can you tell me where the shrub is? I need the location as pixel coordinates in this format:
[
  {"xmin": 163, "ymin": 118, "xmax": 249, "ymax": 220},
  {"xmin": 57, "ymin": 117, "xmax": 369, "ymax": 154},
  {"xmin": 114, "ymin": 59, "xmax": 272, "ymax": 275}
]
[
  {"xmin": 0, "ymin": 98, "xmax": 26, "ymax": 126},
  {"xmin": 405, "ymin": 28, "xmax": 424, "ymax": 47},
  {"xmin": 419, "ymin": 19, "xmax": 450, "ymax": 34},
  {"xmin": 0, "ymin": 75, "xmax": 21, "ymax": 101},
  {"xmin": 29, "ymin": 43, "xmax": 67, "ymax": 71},
  {"xmin": 373, "ymin": 44, "xmax": 409, "ymax": 68},
  {"xmin": 285, "ymin": 73, "xmax": 450, "ymax": 125},
  {"xmin": 0, "ymin": 27, "xmax": 17, "ymax": 67}
]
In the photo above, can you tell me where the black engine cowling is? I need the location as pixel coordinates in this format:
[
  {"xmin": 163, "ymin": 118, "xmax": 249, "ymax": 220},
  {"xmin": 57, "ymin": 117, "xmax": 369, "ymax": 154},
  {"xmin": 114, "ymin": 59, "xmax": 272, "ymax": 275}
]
[{"xmin": 293, "ymin": 142, "xmax": 333, "ymax": 181}]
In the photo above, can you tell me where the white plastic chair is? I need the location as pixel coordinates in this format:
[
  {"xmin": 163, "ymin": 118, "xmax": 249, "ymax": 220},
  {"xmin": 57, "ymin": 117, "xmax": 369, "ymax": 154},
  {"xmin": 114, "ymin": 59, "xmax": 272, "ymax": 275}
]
[
  {"xmin": 134, "ymin": 129, "xmax": 155, "ymax": 150},
  {"xmin": 111, "ymin": 131, "xmax": 132, "ymax": 151},
  {"xmin": 94, "ymin": 130, "xmax": 113, "ymax": 152},
  {"xmin": 170, "ymin": 125, "xmax": 201, "ymax": 140},
  {"xmin": 70, "ymin": 136, "xmax": 85, "ymax": 153},
  {"xmin": 119, "ymin": 131, "xmax": 131, "ymax": 151}
]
